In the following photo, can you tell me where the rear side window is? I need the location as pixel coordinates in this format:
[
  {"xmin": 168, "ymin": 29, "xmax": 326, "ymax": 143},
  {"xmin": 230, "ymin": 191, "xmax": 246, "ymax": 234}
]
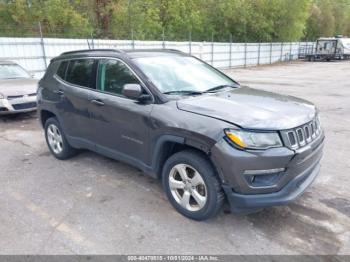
[
  {"xmin": 65, "ymin": 59, "xmax": 95, "ymax": 88},
  {"xmin": 56, "ymin": 61, "xmax": 68, "ymax": 79}
]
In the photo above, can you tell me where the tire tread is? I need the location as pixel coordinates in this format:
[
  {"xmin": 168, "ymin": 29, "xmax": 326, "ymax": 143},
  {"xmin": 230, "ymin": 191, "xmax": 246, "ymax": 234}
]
[{"xmin": 44, "ymin": 117, "xmax": 77, "ymax": 160}]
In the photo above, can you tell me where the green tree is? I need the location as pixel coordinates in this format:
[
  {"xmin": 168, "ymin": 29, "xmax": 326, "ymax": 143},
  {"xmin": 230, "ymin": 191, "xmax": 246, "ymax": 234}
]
[
  {"xmin": 272, "ymin": 0, "xmax": 311, "ymax": 41},
  {"xmin": 39, "ymin": 0, "xmax": 91, "ymax": 37},
  {"xmin": 0, "ymin": 0, "xmax": 91, "ymax": 37},
  {"xmin": 0, "ymin": 0, "xmax": 36, "ymax": 36},
  {"xmin": 0, "ymin": 0, "xmax": 349, "ymax": 41},
  {"xmin": 305, "ymin": 0, "xmax": 350, "ymax": 39},
  {"xmin": 305, "ymin": 3, "xmax": 322, "ymax": 39}
]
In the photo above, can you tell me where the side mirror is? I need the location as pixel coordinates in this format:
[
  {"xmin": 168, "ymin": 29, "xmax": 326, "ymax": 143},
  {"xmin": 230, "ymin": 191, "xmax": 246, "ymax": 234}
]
[{"xmin": 122, "ymin": 84, "xmax": 151, "ymax": 102}]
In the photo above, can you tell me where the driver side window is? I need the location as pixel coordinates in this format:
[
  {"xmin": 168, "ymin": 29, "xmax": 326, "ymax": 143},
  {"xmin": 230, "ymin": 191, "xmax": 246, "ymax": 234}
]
[{"xmin": 97, "ymin": 59, "xmax": 140, "ymax": 97}]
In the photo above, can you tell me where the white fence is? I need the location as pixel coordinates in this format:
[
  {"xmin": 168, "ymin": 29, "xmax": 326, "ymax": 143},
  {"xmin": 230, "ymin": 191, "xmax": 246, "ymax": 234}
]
[{"xmin": 0, "ymin": 37, "xmax": 314, "ymax": 78}]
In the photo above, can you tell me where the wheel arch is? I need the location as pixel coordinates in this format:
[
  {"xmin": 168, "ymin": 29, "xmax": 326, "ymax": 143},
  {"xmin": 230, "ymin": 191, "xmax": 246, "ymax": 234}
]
[
  {"xmin": 40, "ymin": 110, "xmax": 56, "ymax": 128},
  {"xmin": 150, "ymin": 135, "xmax": 218, "ymax": 180}
]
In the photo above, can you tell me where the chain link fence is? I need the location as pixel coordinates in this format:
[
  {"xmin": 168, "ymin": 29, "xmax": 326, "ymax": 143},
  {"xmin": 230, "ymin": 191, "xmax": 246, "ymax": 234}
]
[{"xmin": 0, "ymin": 23, "xmax": 315, "ymax": 78}]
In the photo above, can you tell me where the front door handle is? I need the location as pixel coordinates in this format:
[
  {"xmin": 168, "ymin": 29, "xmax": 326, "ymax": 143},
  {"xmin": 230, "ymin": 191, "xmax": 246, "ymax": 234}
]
[
  {"xmin": 90, "ymin": 99, "xmax": 105, "ymax": 106},
  {"xmin": 54, "ymin": 90, "xmax": 64, "ymax": 96}
]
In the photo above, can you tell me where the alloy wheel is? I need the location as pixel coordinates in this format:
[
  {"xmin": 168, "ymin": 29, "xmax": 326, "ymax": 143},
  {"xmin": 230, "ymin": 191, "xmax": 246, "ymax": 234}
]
[
  {"xmin": 47, "ymin": 124, "xmax": 63, "ymax": 155},
  {"xmin": 168, "ymin": 164, "xmax": 207, "ymax": 212}
]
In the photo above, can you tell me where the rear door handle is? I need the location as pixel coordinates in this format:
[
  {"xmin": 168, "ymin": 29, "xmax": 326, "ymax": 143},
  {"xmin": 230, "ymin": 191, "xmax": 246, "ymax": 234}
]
[
  {"xmin": 90, "ymin": 99, "xmax": 105, "ymax": 106},
  {"xmin": 54, "ymin": 90, "xmax": 64, "ymax": 96}
]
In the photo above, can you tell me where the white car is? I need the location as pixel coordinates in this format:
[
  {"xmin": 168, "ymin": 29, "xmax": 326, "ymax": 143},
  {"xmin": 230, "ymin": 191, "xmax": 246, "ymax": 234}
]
[{"xmin": 0, "ymin": 61, "xmax": 38, "ymax": 114}]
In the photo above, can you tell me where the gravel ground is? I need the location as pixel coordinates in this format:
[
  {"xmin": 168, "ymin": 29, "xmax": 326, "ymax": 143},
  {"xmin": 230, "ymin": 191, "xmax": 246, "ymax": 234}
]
[{"xmin": 0, "ymin": 61, "xmax": 349, "ymax": 255}]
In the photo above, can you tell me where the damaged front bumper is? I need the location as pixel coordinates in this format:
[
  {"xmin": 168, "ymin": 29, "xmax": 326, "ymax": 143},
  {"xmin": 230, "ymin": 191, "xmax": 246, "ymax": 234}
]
[{"xmin": 211, "ymin": 130, "xmax": 324, "ymax": 214}]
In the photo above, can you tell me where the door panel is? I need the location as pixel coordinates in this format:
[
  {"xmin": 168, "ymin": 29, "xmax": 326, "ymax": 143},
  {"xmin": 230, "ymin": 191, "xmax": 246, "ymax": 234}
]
[
  {"xmin": 89, "ymin": 58, "xmax": 154, "ymax": 165},
  {"xmin": 55, "ymin": 81, "xmax": 91, "ymax": 140},
  {"xmin": 54, "ymin": 58, "xmax": 96, "ymax": 144},
  {"xmin": 89, "ymin": 92, "xmax": 153, "ymax": 164}
]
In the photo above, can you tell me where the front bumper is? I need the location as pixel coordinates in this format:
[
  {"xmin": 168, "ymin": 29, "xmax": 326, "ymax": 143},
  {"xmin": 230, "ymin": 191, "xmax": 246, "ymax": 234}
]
[
  {"xmin": 210, "ymin": 129, "xmax": 324, "ymax": 214},
  {"xmin": 223, "ymin": 159, "xmax": 320, "ymax": 214},
  {"xmin": 0, "ymin": 96, "xmax": 37, "ymax": 115}
]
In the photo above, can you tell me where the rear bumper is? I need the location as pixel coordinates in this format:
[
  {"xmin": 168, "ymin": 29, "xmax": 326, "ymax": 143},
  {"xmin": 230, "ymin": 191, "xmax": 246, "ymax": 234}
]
[{"xmin": 223, "ymin": 160, "xmax": 320, "ymax": 214}]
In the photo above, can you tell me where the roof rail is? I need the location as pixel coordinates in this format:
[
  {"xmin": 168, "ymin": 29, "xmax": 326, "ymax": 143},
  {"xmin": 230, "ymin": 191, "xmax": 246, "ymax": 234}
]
[
  {"xmin": 124, "ymin": 48, "xmax": 185, "ymax": 53},
  {"xmin": 58, "ymin": 48, "xmax": 186, "ymax": 59},
  {"xmin": 60, "ymin": 49, "xmax": 124, "ymax": 56}
]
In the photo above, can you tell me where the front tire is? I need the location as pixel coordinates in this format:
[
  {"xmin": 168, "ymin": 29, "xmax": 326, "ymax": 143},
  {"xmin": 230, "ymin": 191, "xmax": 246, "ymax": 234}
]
[
  {"xmin": 162, "ymin": 150, "xmax": 224, "ymax": 221},
  {"xmin": 44, "ymin": 117, "xmax": 77, "ymax": 160}
]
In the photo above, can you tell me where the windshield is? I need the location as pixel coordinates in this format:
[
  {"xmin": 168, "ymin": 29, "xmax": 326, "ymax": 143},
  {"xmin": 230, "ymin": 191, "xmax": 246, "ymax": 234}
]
[
  {"xmin": 133, "ymin": 56, "xmax": 238, "ymax": 94},
  {"xmin": 0, "ymin": 64, "xmax": 31, "ymax": 79}
]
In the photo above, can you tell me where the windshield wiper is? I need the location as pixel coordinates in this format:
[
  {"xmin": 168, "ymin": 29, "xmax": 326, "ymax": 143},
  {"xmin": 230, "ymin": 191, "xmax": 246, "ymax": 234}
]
[
  {"xmin": 204, "ymin": 84, "xmax": 238, "ymax": 93},
  {"xmin": 163, "ymin": 90, "xmax": 203, "ymax": 95}
]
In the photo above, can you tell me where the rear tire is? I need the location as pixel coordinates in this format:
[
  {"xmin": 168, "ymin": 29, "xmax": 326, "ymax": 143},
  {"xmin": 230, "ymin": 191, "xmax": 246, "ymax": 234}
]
[
  {"xmin": 44, "ymin": 117, "xmax": 77, "ymax": 160},
  {"xmin": 162, "ymin": 150, "xmax": 224, "ymax": 221}
]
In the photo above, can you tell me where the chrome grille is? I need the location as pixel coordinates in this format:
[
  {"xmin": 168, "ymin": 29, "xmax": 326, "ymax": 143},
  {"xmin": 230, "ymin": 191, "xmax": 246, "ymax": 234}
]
[
  {"xmin": 304, "ymin": 125, "xmax": 311, "ymax": 142},
  {"xmin": 7, "ymin": 93, "xmax": 36, "ymax": 100},
  {"xmin": 7, "ymin": 95, "xmax": 23, "ymax": 100},
  {"xmin": 282, "ymin": 117, "xmax": 321, "ymax": 149}
]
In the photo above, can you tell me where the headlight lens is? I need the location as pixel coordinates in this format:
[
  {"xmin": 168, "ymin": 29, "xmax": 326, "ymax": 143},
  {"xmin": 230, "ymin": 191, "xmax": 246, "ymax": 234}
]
[{"xmin": 224, "ymin": 129, "xmax": 283, "ymax": 150}]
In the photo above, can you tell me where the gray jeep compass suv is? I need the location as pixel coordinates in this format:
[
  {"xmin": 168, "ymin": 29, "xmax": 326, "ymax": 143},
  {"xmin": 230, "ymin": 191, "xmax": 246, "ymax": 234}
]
[{"xmin": 37, "ymin": 49, "xmax": 324, "ymax": 220}]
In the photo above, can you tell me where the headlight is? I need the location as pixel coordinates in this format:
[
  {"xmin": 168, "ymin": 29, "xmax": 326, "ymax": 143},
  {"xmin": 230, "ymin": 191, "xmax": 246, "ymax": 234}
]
[
  {"xmin": 0, "ymin": 93, "xmax": 4, "ymax": 99},
  {"xmin": 224, "ymin": 129, "xmax": 283, "ymax": 150}
]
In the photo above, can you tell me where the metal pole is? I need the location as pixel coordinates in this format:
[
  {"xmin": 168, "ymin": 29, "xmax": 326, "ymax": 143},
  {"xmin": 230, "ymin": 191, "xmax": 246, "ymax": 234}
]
[
  {"xmin": 162, "ymin": 28, "xmax": 165, "ymax": 49},
  {"xmin": 229, "ymin": 34, "xmax": 232, "ymax": 68},
  {"xmin": 270, "ymin": 42, "xmax": 272, "ymax": 64},
  {"xmin": 91, "ymin": 31, "xmax": 95, "ymax": 49},
  {"xmin": 244, "ymin": 42, "xmax": 247, "ymax": 67},
  {"xmin": 280, "ymin": 42, "xmax": 283, "ymax": 61},
  {"xmin": 38, "ymin": 22, "xmax": 47, "ymax": 69},
  {"xmin": 211, "ymin": 32, "xmax": 214, "ymax": 66},
  {"xmin": 131, "ymin": 29, "xmax": 135, "ymax": 50},
  {"xmin": 189, "ymin": 31, "xmax": 192, "ymax": 55},
  {"xmin": 298, "ymin": 41, "xmax": 301, "ymax": 58},
  {"xmin": 257, "ymin": 42, "xmax": 261, "ymax": 66},
  {"xmin": 289, "ymin": 42, "xmax": 292, "ymax": 61}
]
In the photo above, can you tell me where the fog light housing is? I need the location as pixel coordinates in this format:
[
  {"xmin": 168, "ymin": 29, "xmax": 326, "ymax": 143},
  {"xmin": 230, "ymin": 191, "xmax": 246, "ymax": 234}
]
[
  {"xmin": 244, "ymin": 168, "xmax": 285, "ymax": 187},
  {"xmin": 244, "ymin": 168, "xmax": 285, "ymax": 175}
]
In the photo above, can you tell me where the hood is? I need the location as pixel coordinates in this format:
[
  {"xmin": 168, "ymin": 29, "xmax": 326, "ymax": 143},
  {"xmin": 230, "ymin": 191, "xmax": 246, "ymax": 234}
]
[
  {"xmin": 177, "ymin": 87, "xmax": 316, "ymax": 130},
  {"xmin": 0, "ymin": 78, "xmax": 38, "ymax": 97}
]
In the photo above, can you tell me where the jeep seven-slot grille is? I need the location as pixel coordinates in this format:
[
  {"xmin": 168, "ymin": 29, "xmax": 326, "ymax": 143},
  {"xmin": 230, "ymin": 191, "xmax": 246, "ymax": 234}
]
[{"xmin": 282, "ymin": 117, "xmax": 321, "ymax": 149}]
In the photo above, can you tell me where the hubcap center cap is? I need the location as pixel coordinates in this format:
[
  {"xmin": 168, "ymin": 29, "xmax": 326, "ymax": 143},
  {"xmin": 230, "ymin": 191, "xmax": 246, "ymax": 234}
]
[{"xmin": 184, "ymin": 180, "xmax": 192, "ymax": 191}]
